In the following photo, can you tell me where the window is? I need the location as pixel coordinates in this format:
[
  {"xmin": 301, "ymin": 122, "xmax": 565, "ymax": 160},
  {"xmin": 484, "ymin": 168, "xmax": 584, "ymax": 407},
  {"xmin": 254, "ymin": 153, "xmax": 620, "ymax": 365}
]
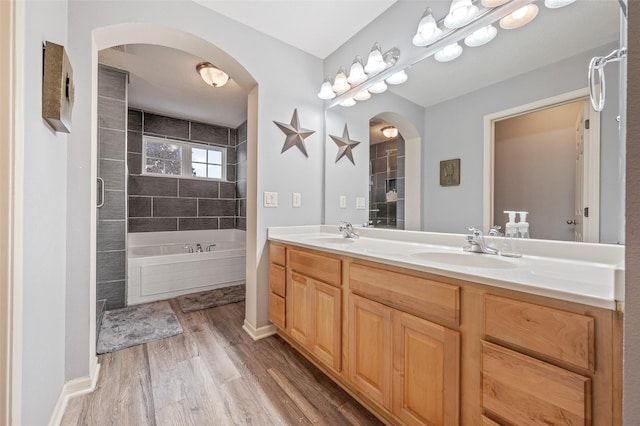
[{"xmin": 142, "ymin": 136, "xmax": 226, "ymax": 180}]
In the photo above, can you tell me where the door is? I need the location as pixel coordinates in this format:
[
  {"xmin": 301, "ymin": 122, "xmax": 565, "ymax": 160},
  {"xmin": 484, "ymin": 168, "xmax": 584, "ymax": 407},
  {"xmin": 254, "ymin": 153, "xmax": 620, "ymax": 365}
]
[
  {"xmin": 573, "ymin": 106, "xmax": 585, "ymax": 242},
  {"xmin": 288, "ymin": 271, "xmax": 311, "ymax": 346},
  {"xmin": 310, "ymin": 280, "xmax": 341, "ymax": 372}
]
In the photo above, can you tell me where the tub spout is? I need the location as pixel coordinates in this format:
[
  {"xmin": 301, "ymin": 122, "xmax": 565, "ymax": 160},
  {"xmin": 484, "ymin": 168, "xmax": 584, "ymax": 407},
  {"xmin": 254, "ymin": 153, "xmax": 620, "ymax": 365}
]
[
  {"xmin": 183, "ymin": 245, "xmax": 194, "ymax": 253},
  {"xmin": 206, "ymin": 244, "xmax": 217, "ymax": 252}
]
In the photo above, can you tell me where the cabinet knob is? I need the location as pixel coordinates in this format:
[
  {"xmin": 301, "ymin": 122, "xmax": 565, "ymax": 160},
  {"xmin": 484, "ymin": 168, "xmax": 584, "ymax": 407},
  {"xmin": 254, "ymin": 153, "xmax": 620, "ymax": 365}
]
[{"xmin": 567, "ymin": 219, "xmax": 577, "ymax": 225}]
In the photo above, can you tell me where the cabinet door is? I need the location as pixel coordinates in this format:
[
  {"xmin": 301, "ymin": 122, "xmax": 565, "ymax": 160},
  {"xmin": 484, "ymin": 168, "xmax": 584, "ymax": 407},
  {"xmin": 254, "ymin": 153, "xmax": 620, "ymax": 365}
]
[
  {"xmin": 392, "ymin": 311, "xmax": 460, "ymax": 426},
  {"xmin": 311, "ymin": 280, "xmax": 342, "ymax": 372},
  {"xmin": 288, "ymin": 271, "xmax": 311, "ymax": 346},
  {"xmin": 348, "ymin": 294, "xmax": 393, "ymax": 409}
]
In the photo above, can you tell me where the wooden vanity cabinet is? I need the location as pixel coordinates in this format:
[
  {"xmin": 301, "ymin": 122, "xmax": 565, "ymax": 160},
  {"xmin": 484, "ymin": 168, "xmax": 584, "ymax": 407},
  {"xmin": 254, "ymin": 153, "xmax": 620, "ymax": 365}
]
[{"xmin": 268, "ymin": 244, "xmax": 286, "ymax": 329}]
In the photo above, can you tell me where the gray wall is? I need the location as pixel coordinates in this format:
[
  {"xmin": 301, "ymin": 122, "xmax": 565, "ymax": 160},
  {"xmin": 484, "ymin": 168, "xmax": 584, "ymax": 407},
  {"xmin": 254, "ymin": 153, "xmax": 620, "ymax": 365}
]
[{"xmin": 127, "ymin": 108, "xmax": 241, "ymax": 232}]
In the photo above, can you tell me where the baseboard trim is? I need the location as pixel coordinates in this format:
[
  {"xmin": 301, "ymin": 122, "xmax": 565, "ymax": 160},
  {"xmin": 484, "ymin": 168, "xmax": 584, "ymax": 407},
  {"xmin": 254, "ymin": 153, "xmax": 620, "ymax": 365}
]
[
  {"xmin": 242, "ymin": 319, "xmax": 277, "ymax": 341},
  {"xmin": 48, "ymin": 362, "xmax": 101, "ymax": 426}
]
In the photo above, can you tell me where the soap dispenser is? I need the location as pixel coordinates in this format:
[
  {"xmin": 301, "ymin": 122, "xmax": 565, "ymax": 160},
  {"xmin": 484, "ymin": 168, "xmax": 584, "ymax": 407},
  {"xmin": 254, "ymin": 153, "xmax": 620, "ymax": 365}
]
[
  {"xmin": 518, "ymin": 211, "xmax": 530, "ymax": 239},
  {"xmin": 501, "ymin": 211, "xmax": 522, "ymax": 258}
]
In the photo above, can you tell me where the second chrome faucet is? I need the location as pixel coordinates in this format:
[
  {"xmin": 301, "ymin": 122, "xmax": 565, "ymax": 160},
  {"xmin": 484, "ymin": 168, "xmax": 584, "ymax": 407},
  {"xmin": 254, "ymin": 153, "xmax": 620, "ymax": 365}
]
[
  {"xmin": 339, "ymin": 221, "xmax": 359, "ymax": 239},
  {"xmin": 463, "ymin": 227, "xmax": 498, "ymax": 255}
]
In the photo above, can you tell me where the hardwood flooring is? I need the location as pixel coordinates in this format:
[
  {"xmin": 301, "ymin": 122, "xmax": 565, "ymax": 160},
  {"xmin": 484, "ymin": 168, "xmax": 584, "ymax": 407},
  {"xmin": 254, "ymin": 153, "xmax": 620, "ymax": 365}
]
[{"xmin": 61, "ymin": 300, "xmax": 383, "ymax": 426}]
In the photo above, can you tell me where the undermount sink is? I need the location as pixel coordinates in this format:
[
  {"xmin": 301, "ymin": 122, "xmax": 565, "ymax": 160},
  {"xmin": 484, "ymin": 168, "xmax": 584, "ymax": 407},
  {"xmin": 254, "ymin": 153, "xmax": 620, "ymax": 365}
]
[
  {"xmin": 410, "ymin": 251, "xmax": 518, "ymax": 269},
  {"xmin": 309, "ymin": 236, "xmax": 357, "ymax": 245}
]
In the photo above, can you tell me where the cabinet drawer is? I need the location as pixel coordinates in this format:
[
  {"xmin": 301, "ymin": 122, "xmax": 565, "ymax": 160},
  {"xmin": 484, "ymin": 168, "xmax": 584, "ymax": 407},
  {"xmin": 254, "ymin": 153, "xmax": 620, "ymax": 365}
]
[
  {"xmin": 270, "ymin": 243, "xmax": 286, "ymax": 266},
  {"xmin": 484, "ymin": 295, "xmax": 594, "ymax": 371},
  {"xmin": 349, "ymin": 263, "xmax": 459, "ymax": 327},
  {"xmin": 269, "ymin": 264, "xmax": 286, "ymax": 297},
  {"xmin": 269, "ymin": 293, "xmax": 285, "ymax": 329},
  {"xmin": 289, "ymin": 249, "xmax": 341, "ymax": 287},
  {"xmin": 480, "ymin": 415, "xmax": 502, "ymax": 426},
  {"xmin": 482, "ymin": 341, "xmax": 591, "ymax": 426}
]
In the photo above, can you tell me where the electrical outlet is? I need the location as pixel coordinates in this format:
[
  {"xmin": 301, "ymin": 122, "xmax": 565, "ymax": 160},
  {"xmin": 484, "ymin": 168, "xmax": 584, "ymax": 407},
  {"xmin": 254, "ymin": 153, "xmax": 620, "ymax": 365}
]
[
  {"xmin": 339, "ymin": 195, "xmax": 347, "ymax": 209},
  {"xmin": 264, "ymin": 191, "xmax": 278, "ymax": 207},
  {"xmin": 356, "ymin": 197, "xmax": 366, "ymax": 210},
  {"xmin": 292, "ymin": 192, "xmax": 301, "ymax": 208}
]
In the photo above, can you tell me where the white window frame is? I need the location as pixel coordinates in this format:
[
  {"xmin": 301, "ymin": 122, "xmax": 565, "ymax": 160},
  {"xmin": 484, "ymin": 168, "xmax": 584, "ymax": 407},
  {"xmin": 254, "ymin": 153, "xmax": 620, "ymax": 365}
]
[{"xmin": 142, "ymin": 136, "xmax": 227, "ymax": 181}]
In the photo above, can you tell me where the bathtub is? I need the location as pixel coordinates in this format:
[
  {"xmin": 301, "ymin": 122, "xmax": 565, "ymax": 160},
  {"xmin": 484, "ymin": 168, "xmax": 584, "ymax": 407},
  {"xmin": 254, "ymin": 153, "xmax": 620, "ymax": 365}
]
[{"xmin": 127, "ymin": 229, "xmax": 246, "ymax": 305}]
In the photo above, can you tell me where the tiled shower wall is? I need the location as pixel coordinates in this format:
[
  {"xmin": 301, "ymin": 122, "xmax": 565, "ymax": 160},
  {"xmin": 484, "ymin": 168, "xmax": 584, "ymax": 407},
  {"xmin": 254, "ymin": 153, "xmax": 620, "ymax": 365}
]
[
  {"xmin": 127, "ymin": 109, "xmax": 243, "ymax": 232},
  {"xmin": 97, "ymin": 65, "xmax": 128, "ymax": 309},
  {"xmin": 236, "ymin": 121, "xmax": 247, "ymax": 230},
  {"xmin": 369, "ymin": 136, "xmax": 405, "ymax": 229}
]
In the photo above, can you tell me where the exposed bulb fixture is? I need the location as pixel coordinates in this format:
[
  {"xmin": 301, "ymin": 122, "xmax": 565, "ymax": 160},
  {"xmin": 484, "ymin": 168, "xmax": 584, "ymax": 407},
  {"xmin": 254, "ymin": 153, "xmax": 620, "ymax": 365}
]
[
  {"xmin": 435, "ymin": 42, "xmax": 463, "ymax": 62},
  {"xmin": 481, "ymin": 0, "xmax": 509, "ymax": 7},
  {"xmin": 332, "ymin": 66, "xmax": 351, "ymax": 94},
  {"xmin": 368, "ymin": 81, "xmax": 388, "ymax": 94},
  {"xmin": 500, "ymin": 4, "xmax": 538, "ymax": 29},
  {"xmin": 317, "ymin": 78, "xmax": 336, "ymax": 100},
  {"xmin": 413, "ymin": 8, "xmax": 443, "ymax": 47},
  {"xmin": 196, "ymin": 62, "xmax": 230, "ymax": 87},
  {"xmin": 364, "ymin": 42, "xmax": 386, "ymax": 74},
  {"xmin": 339, "ymin": 97, "xmax": 356, "ymax": 107},
  {"xmin": 385, "ymin": 70, "xmax": 408, "ymax": 85},
  {"xmin": 444, "ymin": 0, "xmax": 478, "ymax": 29},
  {"xmin": 381, "ymin": 126, "xmax": 398, "ymax": 138},
  {"xmin": 347, "ymin": 55, "xmax": 367, "ymax": 85},
  {"xmin": 354, "ymin": 90, "xmax": 371, "ymax": 101},
  {"xmin": 544, "ymin": 0, "xmax": 577, "ymax": 8},
  {"xmin": 464, "ymin": 25, "xmax": 497, "ymax": 47}
]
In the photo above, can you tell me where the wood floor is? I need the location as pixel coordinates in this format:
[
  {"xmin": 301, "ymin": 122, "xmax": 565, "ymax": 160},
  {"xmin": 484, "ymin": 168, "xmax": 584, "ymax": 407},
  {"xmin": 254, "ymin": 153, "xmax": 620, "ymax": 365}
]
[{"xmin": 61, "ymin": 300, "xmax": 383, "ymax": 426}]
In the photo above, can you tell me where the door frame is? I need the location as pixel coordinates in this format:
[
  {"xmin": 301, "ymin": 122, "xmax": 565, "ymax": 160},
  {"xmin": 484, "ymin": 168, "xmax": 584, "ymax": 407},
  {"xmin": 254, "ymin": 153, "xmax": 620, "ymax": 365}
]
[
  {"xmin": 1, "ymin": 0, "xmax": 24, "ymax": 423},
  {"xmin": 483, "ymin": 88, "xmax": 601, "ymax": 242}
]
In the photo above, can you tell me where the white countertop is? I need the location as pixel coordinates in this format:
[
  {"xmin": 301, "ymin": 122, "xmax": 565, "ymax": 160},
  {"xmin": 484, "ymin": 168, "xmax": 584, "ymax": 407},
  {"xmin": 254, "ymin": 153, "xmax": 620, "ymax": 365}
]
[{"xmin": 268, "ymin": 225, "xmax": 625, "ymax": 311}]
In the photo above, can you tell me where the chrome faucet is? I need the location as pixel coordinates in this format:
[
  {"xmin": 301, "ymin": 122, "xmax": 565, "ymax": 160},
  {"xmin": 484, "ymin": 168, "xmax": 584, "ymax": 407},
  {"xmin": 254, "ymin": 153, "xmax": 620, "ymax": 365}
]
[
  {"xmin": 206, "ymin": 244, "xmax": 217, "ymax": 252},
  {"xmin": 183, "ymin": 245, "xmax": 194, "ymax": 253},
  {"xmin": 339, "ymin": 221, "xmax": 359, "ymax": 239},
  {"xmin": 196, "ymin": 243, "xmax": 203, "ymax": 253},
  {"xmin": 463, "ymin": 227, "xmax": 498, "ymax": 255}
]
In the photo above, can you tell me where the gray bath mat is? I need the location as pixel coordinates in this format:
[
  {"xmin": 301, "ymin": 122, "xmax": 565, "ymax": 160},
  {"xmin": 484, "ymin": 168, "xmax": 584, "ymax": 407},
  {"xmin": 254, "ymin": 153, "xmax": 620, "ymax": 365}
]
[
  {"xmin": 176, "ymin": 284, "xmax": 246, "ymax": 313},
  {"xmin": 97, "ymin": 301, "xmax": 183, "ymax": 354}
]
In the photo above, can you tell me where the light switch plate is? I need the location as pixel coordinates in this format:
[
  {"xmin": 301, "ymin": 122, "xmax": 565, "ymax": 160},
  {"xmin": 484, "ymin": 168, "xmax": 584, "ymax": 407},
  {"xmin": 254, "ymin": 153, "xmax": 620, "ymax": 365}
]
[
  {"xmin": 292, "ymin": 192, "xmax": 301, "ymax": 208},
  {"xmin": 356, "ymin": 197, "xmax": 366, "ymax": 210},
  {"xmin": 339, "ymin": 195, "xmax": 347, "ymax": 209},
  {"xmin": 264, "ymin": 191, "xmax": 278, "ymax": 207}
]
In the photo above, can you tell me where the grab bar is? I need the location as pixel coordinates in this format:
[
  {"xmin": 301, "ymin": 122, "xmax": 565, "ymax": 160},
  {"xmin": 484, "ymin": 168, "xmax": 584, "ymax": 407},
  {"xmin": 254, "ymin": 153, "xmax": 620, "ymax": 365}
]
[
  {"xmin": 97, "ymin": 177, "xmax": 105, "ymax": 208},
  {"xmin": 588, "ymin": 47, "xmax": 627, "ymax": 112}
]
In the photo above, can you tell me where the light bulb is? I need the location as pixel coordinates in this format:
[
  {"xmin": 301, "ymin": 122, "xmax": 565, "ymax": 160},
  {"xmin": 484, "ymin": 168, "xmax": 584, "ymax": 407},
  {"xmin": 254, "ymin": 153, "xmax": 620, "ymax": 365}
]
[
  {"xmin": 434, "ymin": 42, "xmax": 463, "ymax": 62},
  {"xmin": 364, "ymin": 42, "xmax": 386, "ymax": 74},
  {"xmin": 415, "ymin": 8, "xmax": 443, "ymax": 46},
  {"xmin": 340, "ymin": 97, "xmax": 356, "ymax": 107},
  {"xmin": 481, "ymin": 0, "xmax": 509, "ymax": 6},
  {"xmin": 544, "ymin": 0, "xmax": 576, "ymax": 8},
  {"xmin": 317, "ymin": 78, "xmax": 336, "ymax": 100},
  {"xmin": 354, "ymin": 90, "xmax": 371, "ymax": 101},
  {"xmin": 196, "ymin": 62, "xmax": 230, "ymax": 87},
  {"xmin": 385, "ymin": 70, "xmax": 408, "ymax": 85},
  {"xmin": 412, "ymin": 32, "xmax": 428, "ymax": 47},
  {"xmin": 347, "ymin": 56, "xmax": 367, "ymax": 85},
  {"xmin": 381, "ymin": 126, "xmax": 398, "ymax": 138},
  {"xmin": 499, "ymin": 4, "xmax": 538, "ymax": 29},
  {"xmin": 332, "ymin": 66, "xmax": 351, "ymax": 94},
  {"xmin": 369, "ymin": 81, "xmax": 388, "ymax": 94},
  {"xmin": 464, "ymin": 25, "xmax": 497, "ymax": 47},
  {"xmin": 444, "ymin": 0, "xmax": 478, "ymax": 29}
]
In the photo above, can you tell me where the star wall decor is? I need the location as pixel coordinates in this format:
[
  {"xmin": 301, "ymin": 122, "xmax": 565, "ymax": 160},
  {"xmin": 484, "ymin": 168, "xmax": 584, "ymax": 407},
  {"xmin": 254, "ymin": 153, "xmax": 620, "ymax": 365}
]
[
  {"xmin": 273, "ymin": 109, "xmax": 315, "ymax": 157},
  {"xmin": 330, "ymin": 124, "xmax": 361, "ymax": 165}
]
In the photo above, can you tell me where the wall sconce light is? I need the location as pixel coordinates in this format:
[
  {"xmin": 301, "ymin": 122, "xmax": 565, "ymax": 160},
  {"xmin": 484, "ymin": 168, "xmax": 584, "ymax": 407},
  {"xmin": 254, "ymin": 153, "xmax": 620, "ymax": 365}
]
[
  {"xmin": 444, "ymin": 0, "xmax": 479, "ymax": 29},
  {"xmin": 435, "ymin": 42, "xmax": 463, "ymax": 62},
  {"xmin": 332, "ymin": 66, "xmax": 351, "ymax": 94},
  {"xmin": 499, "ymin": 4, "xmax": 539, "ymax": 29},
  {"xmin": 464, "ymin": 25, "xmax": 498, "ymax": 47},
  {"xmin": 196, "ymin": 62, "xmax": 229, "ymax": 87},
  {"xmin": 412, "ymin": 8, "xmax": 443, "ymax": 47},
  {"xmin": 544, "ymin": 0, "xmax": 577, "ymax": 8},
  {"xmin": 381, "ymin": 126, "xmax": 398, "ymax": 138},
  {"xmin": 364, "ymin": 42, "xmax": 386, "ymax": 74},
  {"xmin": 348, "ymin": 56, "xmax": 367, "ymax": 85}
]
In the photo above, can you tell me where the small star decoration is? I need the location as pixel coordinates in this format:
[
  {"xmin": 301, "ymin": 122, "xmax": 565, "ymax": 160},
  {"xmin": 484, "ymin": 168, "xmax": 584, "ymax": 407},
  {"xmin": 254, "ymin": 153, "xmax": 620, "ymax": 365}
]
[
  {"xmin": 273, "ymin": 109, "xmax": 315, "ymax": 157},
  {"xmin": 330, "ymin": 124, "xmax": 361, "ymax": 165}
]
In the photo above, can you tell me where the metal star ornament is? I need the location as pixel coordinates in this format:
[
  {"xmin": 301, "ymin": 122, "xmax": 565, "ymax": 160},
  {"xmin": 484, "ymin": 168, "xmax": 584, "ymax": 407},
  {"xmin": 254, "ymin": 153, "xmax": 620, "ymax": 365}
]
[
  {"xmin": 273, "ymin": 109, "xmax": 315, "ymax": 157},
  {"xmin": 330, "ymin": 124, "xmax": 361, "ymax": 165}
]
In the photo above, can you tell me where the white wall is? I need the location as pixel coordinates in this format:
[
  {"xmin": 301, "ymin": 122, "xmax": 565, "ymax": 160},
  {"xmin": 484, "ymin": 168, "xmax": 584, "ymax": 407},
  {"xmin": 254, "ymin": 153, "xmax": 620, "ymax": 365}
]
[
  {"xmin": 21, "ymin": 0, "xmax": 68, "ymax": 424},
  {"xmin": 423, "ymin": 42, "xmax": 621, "ymax": 243}
]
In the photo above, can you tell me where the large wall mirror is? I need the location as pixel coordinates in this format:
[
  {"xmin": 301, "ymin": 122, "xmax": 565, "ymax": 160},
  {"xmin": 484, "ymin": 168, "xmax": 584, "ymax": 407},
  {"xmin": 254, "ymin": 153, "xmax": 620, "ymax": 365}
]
[{"xmin": 323, "ymin": 0, "xmax": 623, "ymax": 244}]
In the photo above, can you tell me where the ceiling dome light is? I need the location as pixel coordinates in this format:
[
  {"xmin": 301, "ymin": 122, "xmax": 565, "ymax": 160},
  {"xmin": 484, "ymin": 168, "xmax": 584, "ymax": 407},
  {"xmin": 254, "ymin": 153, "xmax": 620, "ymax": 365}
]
[
  {"xmin": 413, "ymin": 8, "xmax": 443, "ymax": 47},
  {"xmin": 196, "ymin": 62, "xmax": 230, "ymax": 87},
  {"xmin": 364, "ymin": 42, "xmax": 386, "ymax": 75},
  {"xmin": 444, "ymin": 0, "xmax": 479, "ymax": 29},
  {"xmin": 317, "ymin": 78, "xmax": 336, "ymax": 100},
  {"xmin": 464, "ymin": 25, "xmax": 498, "ymax": 47},
  {"xmin": 435, "ymin": 42, "xmax": 463, "ymax": 62},
  {"xmin": 544, "ymin": 0, "xmax": 577, "ymax": 8},
  {"xmin": 481, "ymin": 0, "xmax": 510, "ymax": 7},
  {"xmin": 500, "ymin": 4, "xmax": 539, "ymax": 29},
  {"xmin": 332, "ymin": 66, "xmax": 351, "ymax": 94},
  {"xmin": 354, "ymin": 90, "xmax": 371, "ymax": 101},
  {"xmin": 339, "ymin": 97, "xmax": 356, "ymax": 107},
  {"xmin": 385, "ymin": 70, "xmax": 408, "ymax": 85},
  {"xmin": 381, "ymin": 126, "xmax": 398, "ymax": 138},
  {"xmin": 369, "ymin": 81, "xmax": 388, "ymax": 94},
  {"xmin": 347, "ymin": 55, "xmax": 367, "ymax": 85}
]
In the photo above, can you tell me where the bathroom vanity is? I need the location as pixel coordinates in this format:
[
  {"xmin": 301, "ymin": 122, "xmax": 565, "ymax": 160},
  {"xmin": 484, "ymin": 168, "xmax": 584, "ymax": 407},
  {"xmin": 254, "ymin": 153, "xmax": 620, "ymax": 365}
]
[{"xmin": 267, "ymin": 225, "xmax": 623, "ymax": 426}]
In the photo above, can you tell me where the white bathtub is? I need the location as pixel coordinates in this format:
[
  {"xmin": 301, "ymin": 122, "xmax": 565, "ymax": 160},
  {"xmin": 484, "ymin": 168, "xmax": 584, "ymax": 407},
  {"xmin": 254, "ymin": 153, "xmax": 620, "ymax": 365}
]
[{"xmin": 127, "ymin": 229, "xmax": 246, "ymax": 305}]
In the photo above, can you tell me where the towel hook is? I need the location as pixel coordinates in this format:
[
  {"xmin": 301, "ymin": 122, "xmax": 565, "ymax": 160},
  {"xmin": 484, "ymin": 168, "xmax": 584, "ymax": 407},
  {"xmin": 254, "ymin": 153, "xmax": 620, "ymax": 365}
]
[{"xmin": 588, "ymin": 47, "xmax": 627, "ymax": 112}]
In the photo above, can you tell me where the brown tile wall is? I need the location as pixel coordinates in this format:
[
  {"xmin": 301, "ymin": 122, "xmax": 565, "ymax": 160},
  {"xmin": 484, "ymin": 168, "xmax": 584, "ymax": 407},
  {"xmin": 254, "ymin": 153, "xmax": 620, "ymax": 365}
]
[{"xmin": 127, "ymin": 109, "xmax": 243, "ymax": 232}]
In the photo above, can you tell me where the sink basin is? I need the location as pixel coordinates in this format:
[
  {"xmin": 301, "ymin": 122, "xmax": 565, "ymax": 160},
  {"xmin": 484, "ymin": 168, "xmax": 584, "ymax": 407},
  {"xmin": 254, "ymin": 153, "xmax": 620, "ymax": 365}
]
[
  {"xmin": 410, "ymin": 251, "xmax": 518, "ymax": 269},
  {"xmin": 309, "ymin": 237, "xmax": 357, "ymax": 245}
]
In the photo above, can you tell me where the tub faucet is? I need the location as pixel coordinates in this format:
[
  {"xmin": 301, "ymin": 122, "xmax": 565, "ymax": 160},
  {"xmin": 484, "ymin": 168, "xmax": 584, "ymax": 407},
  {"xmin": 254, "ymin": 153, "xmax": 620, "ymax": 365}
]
[
  {"xmin": 183, "ymin": 245, "xmax": 194, "ymax": 253},
  {"xmin": 463, "ymin": 227, "xmax": 498, "ymax": 255},
  {"xmin": 339, "ymin": 221, "xmax": 359, "ymax": 239},
  {"xmin": 206, "ymin": 244, "xmax": 217, "ymax": 252},
  {"xmin": 196, "ymin": 243, "xmax": 203, "ymax": 253}
]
